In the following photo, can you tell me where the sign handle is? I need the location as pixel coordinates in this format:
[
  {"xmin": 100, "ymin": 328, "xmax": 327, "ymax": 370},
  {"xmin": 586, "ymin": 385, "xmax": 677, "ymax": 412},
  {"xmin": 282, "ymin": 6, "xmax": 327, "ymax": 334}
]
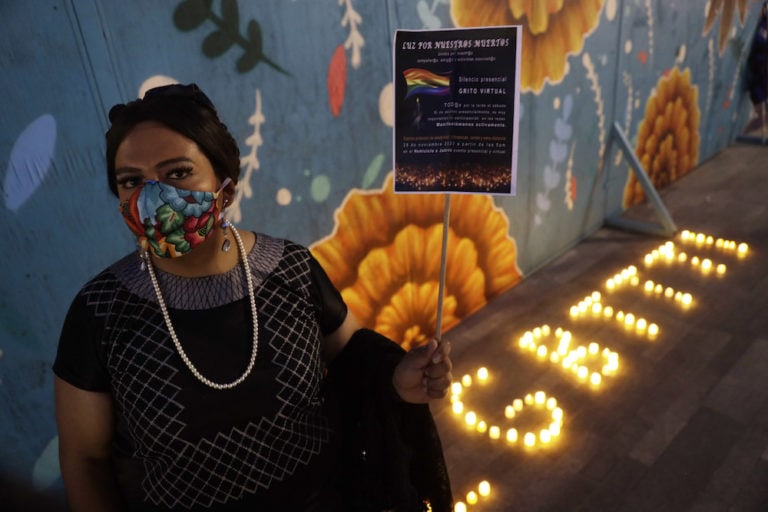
[{"xmin": 435, "ymin": 193, "xmax": 451, "ymax": 341}]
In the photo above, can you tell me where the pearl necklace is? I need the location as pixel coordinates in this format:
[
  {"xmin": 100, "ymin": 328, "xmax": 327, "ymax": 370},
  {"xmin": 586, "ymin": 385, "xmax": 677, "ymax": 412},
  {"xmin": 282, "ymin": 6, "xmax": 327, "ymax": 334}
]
[{"xmin": 145, "ymin": 225, "xmax": 259, "ymax": 390}]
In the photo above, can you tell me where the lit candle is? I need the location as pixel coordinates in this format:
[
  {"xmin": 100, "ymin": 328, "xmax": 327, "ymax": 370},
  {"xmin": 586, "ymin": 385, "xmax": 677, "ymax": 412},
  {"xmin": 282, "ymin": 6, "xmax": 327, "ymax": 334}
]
[
  {"xmin": 577, "ymin": 366, "xmax": 589, "ymax": 380},
  {"xmin": 624, "ymin": 313, "xmax": 636, "ymax": 326},
  {"xmin": 592, "ymin": 291, "xmax": 602, "ymax": 301},
  {"xmin": 465, "ymin": 411, "xmax": 477, "ymax": 426},
  {"xmin": 542, "ymin": 324, "xmax": 551, "ymax": 336},
  {"xmin": 664, "ymin": 287, "xmax": 674, "ymax": 298},
  {"xmin": 537, "ymin": 345, "xmax": 548, "ymax": 359},
  {"xmin": 590, "ymin": 372, "xmax": 602, "ymax": 386},
  {"xmin": 552, "ymin": 407, "xmax": 564, "ymax": 422},
  {"xmin": 546, "ymin": 397, "xmax": 557, "ymax": 409},
  {"xmin": 513, "ymin": 399, "xmax": 523, "ymax": 411},
  {"xmin": 648, "ymin": 323, "xmax": 660, "ymax": 337},
  {"xmin": 451, "ymin": 382, "xmax": 463, "ymax": 396},
  {"xmin": 461, "ymin": 374, "xmax": 472, "ymax": 387},
  {"xmin": 681, "ymin": 293, "xmax": 692, "ymax": 306},
  {"xmin": 738, "ymin": 243, "xmax": 749, "ymax": 256},
  {"xmin": 716, "ymin": 263, "xmax": 726, "ymax": 275},
  {"xmin": 540, "ymin": 429, "xmax": 552, "ymax": 444},
  {"xmin": 603, "ymin": 306, "xmax": 614, "ymax": 318},
  {"xmin": 569, "ymin": 305, "xmax": 579, "ymax": 317},
  {"xmin": 452, "ymin": 401, "xmax": 464, "ymax": 414},
  {"xmin": 467, "ymin": 491, "xmax": 478, "ymax": 505},
  {"xmin": 549, "ymin": 422, "xmax": 561, "ymax": 436},
  {"xmin": 505, "ymin": 405, "xmax": 515, "ymax": 418},
  {"xmin": 524, "ymin": 432, "xmax": 536, "ymax": 447},
  {"xmin": 524, "ymin": 393, "xmax": 534, "ymax": 405},
  {"xmin": 476, "ymin": 421, "xmax": 487, "ymax": 433},
  {"xmin": 478, "ymin": 481, "xmax": 491, "ymax": 497},
  {"xmin": 644, "ymin": 280, "xmax": 654, "ymax": 293},
  {"xmin": 636, "ymin": 318, "xmax": 647, "ymax": 331},
  {"xmin": 506, "ymin": 428, "xmax": 518, "ymax": 443},
  {"xmin": 534, "ymin": 391, "xmax": 546, "ymax": 404},
  {"xmin": 455, "ymin": 502, "xmax": 467, "ymax": 512},
  {"xmin": 489, "ymin": 426, "xmax": 501, "ymax": 440},
  {"xmin": 588, "ymin": 342, "xmax": 599, "ymax": 355},
  {"xmin": 477, "ymin": 367, "xmax": 489, "ymax": 381}
]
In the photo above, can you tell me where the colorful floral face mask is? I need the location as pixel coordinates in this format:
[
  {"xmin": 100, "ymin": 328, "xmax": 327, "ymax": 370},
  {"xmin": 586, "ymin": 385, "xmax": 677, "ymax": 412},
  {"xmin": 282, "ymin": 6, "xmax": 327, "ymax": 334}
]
[{"xmin": 119, "ymin": 178, "xmax": 230, "ymax": 258}]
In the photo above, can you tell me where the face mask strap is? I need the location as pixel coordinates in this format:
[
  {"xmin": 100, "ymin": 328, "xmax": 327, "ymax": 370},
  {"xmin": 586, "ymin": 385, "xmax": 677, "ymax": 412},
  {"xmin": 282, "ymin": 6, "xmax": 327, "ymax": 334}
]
[{"xmin": 216, "ymin": 177, "xmax": 232, "ymax": 196}]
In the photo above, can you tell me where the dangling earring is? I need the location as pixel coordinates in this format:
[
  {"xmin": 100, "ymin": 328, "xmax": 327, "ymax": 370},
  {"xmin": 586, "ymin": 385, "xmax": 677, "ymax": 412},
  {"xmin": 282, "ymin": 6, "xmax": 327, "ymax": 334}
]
[
  {"xmin": 221, "ymin": 217, "xmax": 232, "ymax": 253},
  {"xmin": 138, "ymin": 249, "xmax": 149, "ymax": 272}
]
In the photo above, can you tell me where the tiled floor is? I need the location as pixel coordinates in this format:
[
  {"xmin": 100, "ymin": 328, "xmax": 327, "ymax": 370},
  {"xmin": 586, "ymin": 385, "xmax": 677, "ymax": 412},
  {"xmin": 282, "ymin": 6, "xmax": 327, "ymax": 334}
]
[{"xmin": 434, "ymin": 142, "xmax": 768, "ymax": 511}]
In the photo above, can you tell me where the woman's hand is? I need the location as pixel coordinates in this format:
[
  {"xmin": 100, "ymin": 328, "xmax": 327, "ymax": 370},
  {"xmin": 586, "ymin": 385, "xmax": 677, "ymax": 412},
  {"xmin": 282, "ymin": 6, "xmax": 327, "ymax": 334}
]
[{"xmin": 392, "ymin": 339, "xmax": 452, "ymax": 404}]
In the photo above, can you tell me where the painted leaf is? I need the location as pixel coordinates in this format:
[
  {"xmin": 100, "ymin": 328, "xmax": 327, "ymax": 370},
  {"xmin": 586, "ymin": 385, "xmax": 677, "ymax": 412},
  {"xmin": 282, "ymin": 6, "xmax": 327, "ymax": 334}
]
[
  {"xmin": 202, "ymin": 29, "xmax": 234, "ymax": 57},
  {"xmin": 220, "ymin": 0, "xmax": 240, "ymax": 31},
  {"xmin": 246, "ymin": 20, "xmax": 263, "ymax": 57},
  {"xmin": 173, "ymin": 0, "xmax": 212, "ymax": 31},
  {"xmin": 327, "ymin": 44, "xmax": 347, "ymax": 117},
  {"xmin": 4, "ymin": 114, "xmax": 56, "ymax": 212},
  {"xmin": 362, "ymin": 154, "xmax": 385, "ymax": 188},
  {"xmin": 237, "ymin": 50, "xmax": 259, "ymax": 73}
]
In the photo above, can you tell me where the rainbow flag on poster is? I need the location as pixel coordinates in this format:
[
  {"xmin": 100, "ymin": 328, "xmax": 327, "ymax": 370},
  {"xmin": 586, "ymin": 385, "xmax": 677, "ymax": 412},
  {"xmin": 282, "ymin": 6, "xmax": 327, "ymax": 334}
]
[{"xmin": 403, "ymin": 68, "xmax": 451, "ymax": 99}]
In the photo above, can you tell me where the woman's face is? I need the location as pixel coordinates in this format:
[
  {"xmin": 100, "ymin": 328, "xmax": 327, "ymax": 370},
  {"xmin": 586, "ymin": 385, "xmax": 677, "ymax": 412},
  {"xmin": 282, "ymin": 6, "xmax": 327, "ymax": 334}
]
[{"xmin": 113, "ymin": 121, "xmax": 220, "ymax": 204}]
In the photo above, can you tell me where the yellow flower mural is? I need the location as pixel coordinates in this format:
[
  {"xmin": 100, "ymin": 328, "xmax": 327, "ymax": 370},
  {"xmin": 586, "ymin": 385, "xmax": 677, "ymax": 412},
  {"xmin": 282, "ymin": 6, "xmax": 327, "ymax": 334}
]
[
  {"xmin": 450, "ymin": 0, "xmax": 605, "ymax": 93},
  {"xmin": 704, "ymin": 0, "xmax": 748, "ymax": 55},
  {"xmin": 311, "ymin": 173, "xmax": 522, "ymax": 350},
  {"xmin": 623, "ymin": 68, "xmax": 700, "ymax": 208}
]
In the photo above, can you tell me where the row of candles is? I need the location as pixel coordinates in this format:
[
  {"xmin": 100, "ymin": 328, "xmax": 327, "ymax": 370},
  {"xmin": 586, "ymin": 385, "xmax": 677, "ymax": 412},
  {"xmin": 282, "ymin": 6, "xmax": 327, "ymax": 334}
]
[
  {"xmin": 448, "ymin": 231, "xmax": 750, "ymax": 511},
  {"xmin": 518, "ymin": 324, "xmax": 620, "ymax": 386},
  {"xmin": 451, "ymin": 368, "xmax": 566, "ymax": 447}
]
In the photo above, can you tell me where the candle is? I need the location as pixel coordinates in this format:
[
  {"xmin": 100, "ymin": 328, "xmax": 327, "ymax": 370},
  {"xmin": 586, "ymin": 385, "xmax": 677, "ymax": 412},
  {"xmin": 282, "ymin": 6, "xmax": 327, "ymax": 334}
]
[
  {"xmin": 524, "ymin": 432, "xmax": 536, "ymax": 447},
  {"xmin": 479, "ymin": 481, "xmax": 491, "ymax": 497}
]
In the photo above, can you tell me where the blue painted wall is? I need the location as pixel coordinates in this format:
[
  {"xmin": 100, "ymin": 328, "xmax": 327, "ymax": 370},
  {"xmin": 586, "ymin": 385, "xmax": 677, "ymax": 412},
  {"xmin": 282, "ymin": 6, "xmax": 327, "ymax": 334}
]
[{"xmin": 0, "ymin": 0, "xmax": 762, "ymax": 494}]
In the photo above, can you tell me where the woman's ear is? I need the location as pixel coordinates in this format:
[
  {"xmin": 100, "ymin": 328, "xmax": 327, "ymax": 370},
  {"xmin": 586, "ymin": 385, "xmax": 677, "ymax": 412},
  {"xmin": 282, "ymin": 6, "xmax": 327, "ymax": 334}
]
[{"xmin": 220, "ymin": 178, "xmax": 237, "ymax": 207}]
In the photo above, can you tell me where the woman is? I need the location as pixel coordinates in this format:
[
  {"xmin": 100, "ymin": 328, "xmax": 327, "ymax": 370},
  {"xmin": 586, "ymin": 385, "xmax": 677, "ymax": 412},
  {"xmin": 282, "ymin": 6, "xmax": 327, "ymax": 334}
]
[{"xmin": 54, "ymin": 84, "xmax": 453, "ymax": 511}]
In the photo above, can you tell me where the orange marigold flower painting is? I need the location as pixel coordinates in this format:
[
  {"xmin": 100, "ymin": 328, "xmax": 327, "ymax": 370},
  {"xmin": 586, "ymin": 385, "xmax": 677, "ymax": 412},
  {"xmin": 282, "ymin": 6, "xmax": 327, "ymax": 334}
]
[
  {"xmin": 450, "ymin": 0, "xmax": 605, "ymax": 93},
  {"xmin": 623, "ymin": 68, "xmax": 700, "ymax": 208},
  {"xmin": 311, "ymin": 173, "xmax": 522, "ymax": 350}
]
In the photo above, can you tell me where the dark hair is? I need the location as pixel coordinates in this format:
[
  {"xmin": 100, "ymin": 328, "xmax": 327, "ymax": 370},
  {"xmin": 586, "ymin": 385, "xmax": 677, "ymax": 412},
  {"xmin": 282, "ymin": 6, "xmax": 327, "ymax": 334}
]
[{"xmin": 105, "ymin": 84, "xmax": 240, "ymax": 196}]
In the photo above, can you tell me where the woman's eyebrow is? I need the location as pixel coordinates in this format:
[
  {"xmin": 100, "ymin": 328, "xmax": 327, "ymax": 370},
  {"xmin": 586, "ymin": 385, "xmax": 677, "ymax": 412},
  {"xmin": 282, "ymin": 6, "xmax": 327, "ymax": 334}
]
[{"xmin": 114, "ymin": 157, "xmax": 195, "ymax": 177}]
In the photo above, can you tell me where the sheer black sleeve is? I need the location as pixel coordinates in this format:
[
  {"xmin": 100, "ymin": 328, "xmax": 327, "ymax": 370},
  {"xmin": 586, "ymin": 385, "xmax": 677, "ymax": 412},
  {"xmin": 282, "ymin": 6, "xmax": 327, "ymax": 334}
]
[{"xmin": 307, "ymin": 255, "xmax": 348, "ymax": 336}]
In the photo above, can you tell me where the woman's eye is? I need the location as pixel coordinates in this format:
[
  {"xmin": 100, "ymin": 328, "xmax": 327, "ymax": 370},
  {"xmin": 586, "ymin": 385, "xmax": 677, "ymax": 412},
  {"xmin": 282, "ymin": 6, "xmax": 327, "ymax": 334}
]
[
  {"xmin": 167, "ymin": 167, "xmax": 193, "ymax": 180},
  {"xmin": 116, "ymin": 177, "xmax": 141, "ymax": 189}
]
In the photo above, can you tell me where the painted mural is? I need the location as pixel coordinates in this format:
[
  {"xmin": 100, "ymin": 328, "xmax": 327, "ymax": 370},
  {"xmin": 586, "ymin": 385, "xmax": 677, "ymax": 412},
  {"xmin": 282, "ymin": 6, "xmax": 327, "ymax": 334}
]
[{"xmin": 0, "ymin": 0, "xmax": 762, "ymax": 499}]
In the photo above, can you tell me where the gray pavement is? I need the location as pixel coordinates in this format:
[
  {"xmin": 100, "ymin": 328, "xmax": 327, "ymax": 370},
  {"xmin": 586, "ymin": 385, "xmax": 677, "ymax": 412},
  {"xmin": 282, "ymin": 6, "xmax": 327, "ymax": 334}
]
[{"xmin": 434, "ymin": 142, "xmax": 768, "ymax": 511}]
